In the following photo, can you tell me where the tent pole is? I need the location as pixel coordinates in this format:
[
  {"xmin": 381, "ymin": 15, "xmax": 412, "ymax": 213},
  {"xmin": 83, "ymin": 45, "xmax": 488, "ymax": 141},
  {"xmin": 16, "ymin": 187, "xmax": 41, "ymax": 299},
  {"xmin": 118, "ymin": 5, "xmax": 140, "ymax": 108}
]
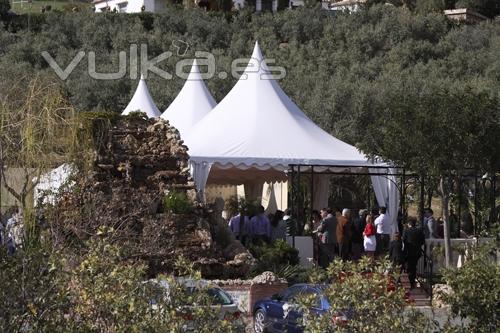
[
  {"xmin": 290, "ymin": 165, "xmax": 295, "ymax": 220},
  {"xmin": 458, "ymin": 176, "xmax": 462, "ymax": 237},
  {"xmin": 474, "ymin": 173, "xmax": 479, "ymax": 235},
  {"xmin": 492, "ymin": 173, "xmax": 497, "ymax": 226},
  {"xmin": 310, "ymin": 166, "xmax": 314, "ymax": 226},
  {"xmin": 420, "ymin": 174, "xmax": 425, "ymax": 225},
  {"xmin": 401, "ymin": 168, "xmax": 406, "ymax": 224}
]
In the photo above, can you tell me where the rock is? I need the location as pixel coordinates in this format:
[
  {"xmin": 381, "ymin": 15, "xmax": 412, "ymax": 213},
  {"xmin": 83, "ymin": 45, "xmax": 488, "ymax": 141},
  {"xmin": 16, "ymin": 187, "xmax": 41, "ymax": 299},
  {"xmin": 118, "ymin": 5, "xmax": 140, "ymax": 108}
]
[
  {"xmin": 51, "ymin": 116, "xmax": 254, "ymax": 279},
  {"xmin": 251, "ymin": 271, "xmax": 286, "ymax": 285},
  {"xmin": 223, "ymin": 240, "xmax": 248, "ymax": 260},
  {"xmin": 432, "ymin": 284, "xmax": 453, "ymax": 308}
]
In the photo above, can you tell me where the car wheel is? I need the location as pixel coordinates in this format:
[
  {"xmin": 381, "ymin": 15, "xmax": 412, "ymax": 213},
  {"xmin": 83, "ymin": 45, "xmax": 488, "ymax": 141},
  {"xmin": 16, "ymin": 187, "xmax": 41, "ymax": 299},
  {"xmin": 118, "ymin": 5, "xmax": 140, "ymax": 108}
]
[{"xmin": 253, "ymin": 309, "xmax": 267, "ymax": 333}]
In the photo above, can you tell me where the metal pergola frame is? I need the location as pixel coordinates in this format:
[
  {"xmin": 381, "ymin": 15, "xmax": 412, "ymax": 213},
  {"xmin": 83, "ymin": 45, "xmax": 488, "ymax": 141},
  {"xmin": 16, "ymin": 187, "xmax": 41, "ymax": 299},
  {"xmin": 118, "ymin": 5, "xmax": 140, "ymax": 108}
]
[{"xmin": 287, "ymin": 164, "xmax": 498, "ymax": 239}]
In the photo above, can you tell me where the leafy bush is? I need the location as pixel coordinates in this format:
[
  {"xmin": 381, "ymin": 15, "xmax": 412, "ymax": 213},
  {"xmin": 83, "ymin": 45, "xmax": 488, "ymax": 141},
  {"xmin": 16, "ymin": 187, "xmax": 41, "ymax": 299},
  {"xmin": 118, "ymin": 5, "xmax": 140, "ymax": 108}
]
[
  {"xmin": 248, "ymin": 240, "xmax": 300, "ymax": 278},
  {"xmin": 440, "ymin": 242, "xmax": 499, "ymax": 332},
  {"xmin": 0, "ymin": 228, "xmax": 245, "ymax": 332},
  {"xmin": 296, "ymin": 257, "xmax": 438, "ymax": 333},
  {"xmin": 164, "ymin": 190, "xmax": 193, "ymax": 214}
]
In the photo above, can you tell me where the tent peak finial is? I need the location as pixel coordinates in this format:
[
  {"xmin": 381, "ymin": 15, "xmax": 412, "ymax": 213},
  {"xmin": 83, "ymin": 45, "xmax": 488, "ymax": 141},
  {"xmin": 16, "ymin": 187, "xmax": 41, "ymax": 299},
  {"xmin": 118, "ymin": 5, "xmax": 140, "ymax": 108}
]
[
  {"xmin": 251, "ymin": 40, "xmax": 264, "ymax": 63},
  {"xmin": 140, "ymin": 73, "xmax": 146, "ymax": 80}
]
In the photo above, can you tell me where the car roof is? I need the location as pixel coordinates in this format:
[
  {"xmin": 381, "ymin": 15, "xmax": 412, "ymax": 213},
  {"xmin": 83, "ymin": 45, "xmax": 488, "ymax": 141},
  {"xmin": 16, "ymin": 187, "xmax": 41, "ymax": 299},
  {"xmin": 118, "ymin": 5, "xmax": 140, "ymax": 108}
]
[{"xmin": 289, "ymin": 283, "xmax": 327, "ymax": 291}]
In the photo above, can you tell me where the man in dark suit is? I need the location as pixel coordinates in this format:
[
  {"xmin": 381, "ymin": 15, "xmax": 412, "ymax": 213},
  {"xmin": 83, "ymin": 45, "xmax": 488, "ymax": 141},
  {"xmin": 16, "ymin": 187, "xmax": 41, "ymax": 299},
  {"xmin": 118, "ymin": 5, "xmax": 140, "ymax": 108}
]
[
  {"xmin": 317, "ymin": 207, "xmax": 337, "ymax": 268},
  {"xmin": 403, "ymin": 217, "xmax": 425, "ymax": 289}
]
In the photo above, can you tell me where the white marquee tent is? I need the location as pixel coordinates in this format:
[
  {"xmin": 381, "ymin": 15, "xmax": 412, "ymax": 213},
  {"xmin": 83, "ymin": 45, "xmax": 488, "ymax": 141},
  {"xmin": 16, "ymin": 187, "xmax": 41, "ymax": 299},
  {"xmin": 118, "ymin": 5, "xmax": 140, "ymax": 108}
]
[
  {"xmin": 122, "ymin": 75, "xmax": 161, "ymax": 118},
  {"xmin": 184, "ymin": 42, "xmax": 399, "ymax": 231},
  {"xmin": 161, "ymin": 59, "xmax": 217, "ymax": 138}
]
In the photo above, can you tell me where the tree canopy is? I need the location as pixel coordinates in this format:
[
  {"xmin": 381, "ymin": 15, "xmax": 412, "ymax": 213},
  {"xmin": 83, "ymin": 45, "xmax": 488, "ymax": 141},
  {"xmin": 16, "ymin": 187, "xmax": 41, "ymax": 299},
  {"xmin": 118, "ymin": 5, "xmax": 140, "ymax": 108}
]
[{"xmin": 1, "ymin": 6, "xmax": 499, "ymax": 150}]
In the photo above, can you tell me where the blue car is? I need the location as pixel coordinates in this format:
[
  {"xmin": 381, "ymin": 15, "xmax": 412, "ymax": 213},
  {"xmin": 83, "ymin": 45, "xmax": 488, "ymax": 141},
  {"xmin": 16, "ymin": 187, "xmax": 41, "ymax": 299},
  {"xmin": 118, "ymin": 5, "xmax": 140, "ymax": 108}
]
[{"xmin": 253, "ymin": 284, "xmax": 347, "ymax": 333}]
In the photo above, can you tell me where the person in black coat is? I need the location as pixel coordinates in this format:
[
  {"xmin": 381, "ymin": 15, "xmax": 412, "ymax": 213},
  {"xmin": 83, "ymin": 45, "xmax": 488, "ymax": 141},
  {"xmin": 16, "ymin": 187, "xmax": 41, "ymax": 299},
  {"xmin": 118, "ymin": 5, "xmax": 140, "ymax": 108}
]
[
  {"xmin": 389, "ymin": 233, "xmax": 405, "ymax": 266},
  {"xmin": 389, "ymin": 232, "xmax": 405, "ymax": 283},
  {"xmin": 402, "ymin": 217, "xmax": 425, "ymax": 289}
]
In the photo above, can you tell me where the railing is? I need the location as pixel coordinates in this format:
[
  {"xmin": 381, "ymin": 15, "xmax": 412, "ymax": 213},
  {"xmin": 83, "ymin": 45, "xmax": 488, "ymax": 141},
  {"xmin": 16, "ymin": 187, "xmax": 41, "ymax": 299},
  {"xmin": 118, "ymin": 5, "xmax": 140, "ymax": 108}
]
[{"xmin": 416, "ymin": 249, "xmax": 433, "ymax": 299}]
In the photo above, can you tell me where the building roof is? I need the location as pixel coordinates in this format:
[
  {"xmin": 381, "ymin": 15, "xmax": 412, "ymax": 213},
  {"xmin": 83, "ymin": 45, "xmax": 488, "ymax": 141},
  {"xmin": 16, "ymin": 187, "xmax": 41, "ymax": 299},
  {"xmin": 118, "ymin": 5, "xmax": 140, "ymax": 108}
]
[{"xmin": 444, "ymin": 8, "xmax": 488, "ymax": 22}]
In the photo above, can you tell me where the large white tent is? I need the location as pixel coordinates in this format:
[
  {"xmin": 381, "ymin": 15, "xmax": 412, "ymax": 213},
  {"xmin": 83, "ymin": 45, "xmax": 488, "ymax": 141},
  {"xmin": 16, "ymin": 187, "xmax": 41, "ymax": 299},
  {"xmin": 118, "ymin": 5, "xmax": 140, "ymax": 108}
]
[
  {"xmin": 161, "ymin": 59, "xmax": 217, "ymax": 138},
  {"xmin": 185, "ymin": 42, "xmax": 399, "ymax": 230},
  {"xmin": 122, "ymin": 75, "xmax": 161, "ymax": 118}
]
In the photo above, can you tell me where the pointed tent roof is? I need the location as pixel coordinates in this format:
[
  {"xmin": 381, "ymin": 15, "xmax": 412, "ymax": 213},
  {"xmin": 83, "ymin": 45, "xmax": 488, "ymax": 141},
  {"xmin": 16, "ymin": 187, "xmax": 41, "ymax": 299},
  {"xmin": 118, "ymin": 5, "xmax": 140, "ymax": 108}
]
[
  {"xmin": 185, "ymin": 42, "xmax": 376, "ymax": 170},
  {"xmin": 161, "ymin": 59, "xmax": 217, "ymax": 137},
  {"xmin": 122, "ymin": 75, "xmax": 161, "ymax": 118}
]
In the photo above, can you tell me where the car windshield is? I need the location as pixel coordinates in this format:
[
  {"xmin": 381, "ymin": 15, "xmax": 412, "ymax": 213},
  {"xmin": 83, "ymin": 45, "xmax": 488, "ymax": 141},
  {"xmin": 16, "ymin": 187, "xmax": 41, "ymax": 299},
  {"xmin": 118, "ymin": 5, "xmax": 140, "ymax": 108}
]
[
  {"xmin": 206, "ymin": 288, "xmax": 233, "ymax": 305},
  {"xmin": 185, "ymin": 287, "xmax": 233, "ymax": 305}
]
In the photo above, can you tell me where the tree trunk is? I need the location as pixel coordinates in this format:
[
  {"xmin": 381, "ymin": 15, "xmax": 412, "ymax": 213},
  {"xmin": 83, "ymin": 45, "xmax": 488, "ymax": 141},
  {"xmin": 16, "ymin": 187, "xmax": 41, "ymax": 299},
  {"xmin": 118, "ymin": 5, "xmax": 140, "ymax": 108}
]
[
  {"xmin": 440, "ymin": 176, "xmax": 452, "ymax": 268},
  {"xmin": 426, "ymin": 186, "xmax": 433, "ymax": 209}
]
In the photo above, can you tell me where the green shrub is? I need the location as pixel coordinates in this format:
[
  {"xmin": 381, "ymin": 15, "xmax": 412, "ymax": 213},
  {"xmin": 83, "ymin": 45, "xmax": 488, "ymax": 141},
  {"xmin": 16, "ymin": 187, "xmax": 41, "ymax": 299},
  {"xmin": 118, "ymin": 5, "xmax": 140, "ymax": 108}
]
[
  {"xmin": 248, "ymin": 240, "xmax": 300, "ymax": 278},
  {"xmin": 164, "ymin": 190, "xmax": 193, "ymax": 214},
  {"xmin": 296, "ymin": 257, "xmax": 438, "ymax": 333},
  {"xmin": 440, "ymin": 242, "xmax": 499, "ymax": 332}
]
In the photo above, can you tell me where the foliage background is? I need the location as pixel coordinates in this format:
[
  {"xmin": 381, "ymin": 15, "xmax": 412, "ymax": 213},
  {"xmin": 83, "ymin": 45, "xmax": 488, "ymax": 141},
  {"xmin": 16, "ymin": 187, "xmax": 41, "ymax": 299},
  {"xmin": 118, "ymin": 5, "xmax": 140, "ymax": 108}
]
[{"xmin": 0, "ymin": 6, "xmax": 499, "ymax": 150}]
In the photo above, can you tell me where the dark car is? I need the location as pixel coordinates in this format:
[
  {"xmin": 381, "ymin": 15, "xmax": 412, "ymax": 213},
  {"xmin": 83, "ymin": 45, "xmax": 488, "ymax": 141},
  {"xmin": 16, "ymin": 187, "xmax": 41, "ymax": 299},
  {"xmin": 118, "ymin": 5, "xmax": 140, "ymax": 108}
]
[{"xmin": 252, "ymin": 283, "xmax": 348, "ymax": 333}]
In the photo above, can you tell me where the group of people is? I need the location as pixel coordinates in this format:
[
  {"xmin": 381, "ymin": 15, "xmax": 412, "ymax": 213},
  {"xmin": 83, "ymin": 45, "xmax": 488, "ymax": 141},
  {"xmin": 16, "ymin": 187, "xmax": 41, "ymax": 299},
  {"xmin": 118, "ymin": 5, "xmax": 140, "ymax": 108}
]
[
  {"xmin": 227, "ymin": 206, "xmax": 297, "ymax": 246},
  {"xmin": 312, "ymin": 207, "xmax": 391, "ymax": 267},
  {"xmin": 310, "ymin": 207, "xmax": 393, "ymax": 266},
  {"xmin": 0, "ymin": 207, "xmax": 23, "ymax": 255},
  {"xmin": 227, "ymin": 204, "xmax": 428, "ymax": 289},
  {"xmin": 310, "ymin": 206, "xmax": 427, "ymax": 289}
]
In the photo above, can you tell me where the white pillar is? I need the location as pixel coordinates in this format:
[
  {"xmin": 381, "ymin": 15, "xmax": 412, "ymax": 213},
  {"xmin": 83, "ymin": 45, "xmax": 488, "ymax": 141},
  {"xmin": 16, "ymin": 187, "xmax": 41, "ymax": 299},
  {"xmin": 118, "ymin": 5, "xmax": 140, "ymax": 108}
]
[{"xmin": 256, "ymin": 0, "xmax": 262, "ymax": 12}]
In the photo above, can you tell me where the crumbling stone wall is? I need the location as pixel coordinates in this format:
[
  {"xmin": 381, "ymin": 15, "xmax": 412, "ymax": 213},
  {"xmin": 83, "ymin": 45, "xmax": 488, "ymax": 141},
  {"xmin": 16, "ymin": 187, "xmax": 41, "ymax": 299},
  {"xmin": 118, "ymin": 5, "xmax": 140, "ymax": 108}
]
[{"xmin": 51, "ymin": 114, "xmax": 253, "ymax": 278}]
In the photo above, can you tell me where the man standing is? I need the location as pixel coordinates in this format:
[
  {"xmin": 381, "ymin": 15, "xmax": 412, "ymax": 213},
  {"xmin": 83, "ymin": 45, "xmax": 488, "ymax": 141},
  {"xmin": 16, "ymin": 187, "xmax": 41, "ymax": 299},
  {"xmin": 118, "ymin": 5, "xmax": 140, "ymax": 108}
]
[
  {"xmin": 228, "ymin": 208, "xmax": 250, "ymax": 244},
  {"xmin": 283, "ymin": 209, "xmax": 296, "ymax": 237},
  {"xmin": 317, "ymin": 208, "xmax": 337, "ymax": 268},
  {"xmin": 374, "ymin": 207, "xmax": 391, "ymax": 256},
  {"xmin": 251, "ymin": 205, "xmax": 271, "ymax": 244},
  {"xmin": 351, "ymin": 209, "xmax": 367, "ymax": 261},
  {"xmin": 424, "ymin": 208, "xmax": 438, "ymax": 239},
  {"xmin": 403, "ymin": 217, "xmax": 425, "ymax": 289},
  {"xmin": 337, "ymin": 209, "xmax": 352, "ymax": 261}
]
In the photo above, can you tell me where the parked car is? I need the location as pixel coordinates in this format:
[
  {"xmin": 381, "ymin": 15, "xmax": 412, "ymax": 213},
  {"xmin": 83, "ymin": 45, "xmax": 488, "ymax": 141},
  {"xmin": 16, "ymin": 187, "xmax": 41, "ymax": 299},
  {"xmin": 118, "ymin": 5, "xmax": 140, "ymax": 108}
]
[
  {"xmin": 145, "ymin": 278, "xmax": 244, "ymax": 329},
  {"xmin": 252, "ymin": 283, "xmax": 349, "ymax": 333}
]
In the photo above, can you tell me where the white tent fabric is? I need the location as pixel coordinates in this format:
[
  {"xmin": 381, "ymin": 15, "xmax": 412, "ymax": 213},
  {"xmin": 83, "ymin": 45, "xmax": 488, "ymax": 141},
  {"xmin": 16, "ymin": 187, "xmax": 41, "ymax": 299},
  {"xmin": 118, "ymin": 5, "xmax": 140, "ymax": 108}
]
[
  {"xmin": 185, "ymin": 42, "xmax": 382, "ymax": 198},
  {"xmin": 370, "ymin": 167, "xmax": 400, "ymax": 235},
  {"xmin": 33, "ymin": 164, "xmax": 74, "ymax": 205},
  {"xmin": 122, "ymin": 75, "xmax": 161, "ymax": 118},
  {"xmin": 313, "ymin": 174, "xmax": 330, "ymax": 210},
  {"xmin": 161, "ymin": 59, "xmax": 217, "ymax": 138},
  {"xmin": 244, "ymin": 180, "xmax": 265, "ymax": 202}
]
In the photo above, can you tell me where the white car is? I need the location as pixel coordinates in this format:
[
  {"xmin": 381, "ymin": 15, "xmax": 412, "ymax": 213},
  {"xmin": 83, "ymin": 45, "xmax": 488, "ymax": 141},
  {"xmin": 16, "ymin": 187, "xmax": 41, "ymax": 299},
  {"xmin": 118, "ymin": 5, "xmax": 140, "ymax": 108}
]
[{"xmin": 145, "ymin": 278, "xmax": 244, "ymax": 330}]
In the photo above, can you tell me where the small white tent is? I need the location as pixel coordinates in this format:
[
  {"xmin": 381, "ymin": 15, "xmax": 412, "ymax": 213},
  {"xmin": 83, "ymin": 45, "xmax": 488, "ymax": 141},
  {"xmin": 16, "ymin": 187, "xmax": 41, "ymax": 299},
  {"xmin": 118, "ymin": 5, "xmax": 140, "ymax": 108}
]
[
  {"xmin": 161, "ymin": 59, "xmax": 217, "ymax": 138},
  {"xmin": 122, "ymin": 75, "xmax": 161, "ymax": 118}
]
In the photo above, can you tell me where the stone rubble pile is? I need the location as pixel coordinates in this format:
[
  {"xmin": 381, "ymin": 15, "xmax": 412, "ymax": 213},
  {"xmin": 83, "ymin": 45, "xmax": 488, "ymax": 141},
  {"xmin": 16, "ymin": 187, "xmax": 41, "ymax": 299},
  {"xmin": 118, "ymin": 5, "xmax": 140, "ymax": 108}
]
[
  {"xmin": 52, "ymin": 115, "xmax": 254, "ymax": 278},
  {"xmin": 213, "ymin": 271, "xmax": 287, "ymax": 286}
]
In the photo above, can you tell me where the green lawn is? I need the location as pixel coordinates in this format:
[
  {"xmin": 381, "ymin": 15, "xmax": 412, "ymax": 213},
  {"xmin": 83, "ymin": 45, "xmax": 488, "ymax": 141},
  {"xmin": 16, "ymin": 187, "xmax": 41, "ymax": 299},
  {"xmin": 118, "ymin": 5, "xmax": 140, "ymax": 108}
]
[{"xmin": 10, "ymin": 0, "xmax": 91, "ymax": 14}]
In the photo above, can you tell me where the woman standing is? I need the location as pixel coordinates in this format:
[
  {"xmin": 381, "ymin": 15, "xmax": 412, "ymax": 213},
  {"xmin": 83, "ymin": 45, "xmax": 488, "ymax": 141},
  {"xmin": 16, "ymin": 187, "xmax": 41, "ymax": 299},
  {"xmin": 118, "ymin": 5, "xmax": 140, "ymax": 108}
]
[{"xmin": 363, "ymin": 213, "xmax": 376, "ymax": 259}]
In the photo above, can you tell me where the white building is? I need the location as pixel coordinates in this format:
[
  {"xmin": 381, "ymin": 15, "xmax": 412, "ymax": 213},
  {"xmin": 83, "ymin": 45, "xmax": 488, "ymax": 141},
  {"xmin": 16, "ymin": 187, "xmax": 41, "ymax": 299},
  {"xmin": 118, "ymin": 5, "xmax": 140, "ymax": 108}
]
[
  {"xmin": 93, "ymin": 0, "xmax": 167, "ymax": 13},
  {"xmin": 322, "ymin": 0, "xmax": 366, "ymax": 12}
]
